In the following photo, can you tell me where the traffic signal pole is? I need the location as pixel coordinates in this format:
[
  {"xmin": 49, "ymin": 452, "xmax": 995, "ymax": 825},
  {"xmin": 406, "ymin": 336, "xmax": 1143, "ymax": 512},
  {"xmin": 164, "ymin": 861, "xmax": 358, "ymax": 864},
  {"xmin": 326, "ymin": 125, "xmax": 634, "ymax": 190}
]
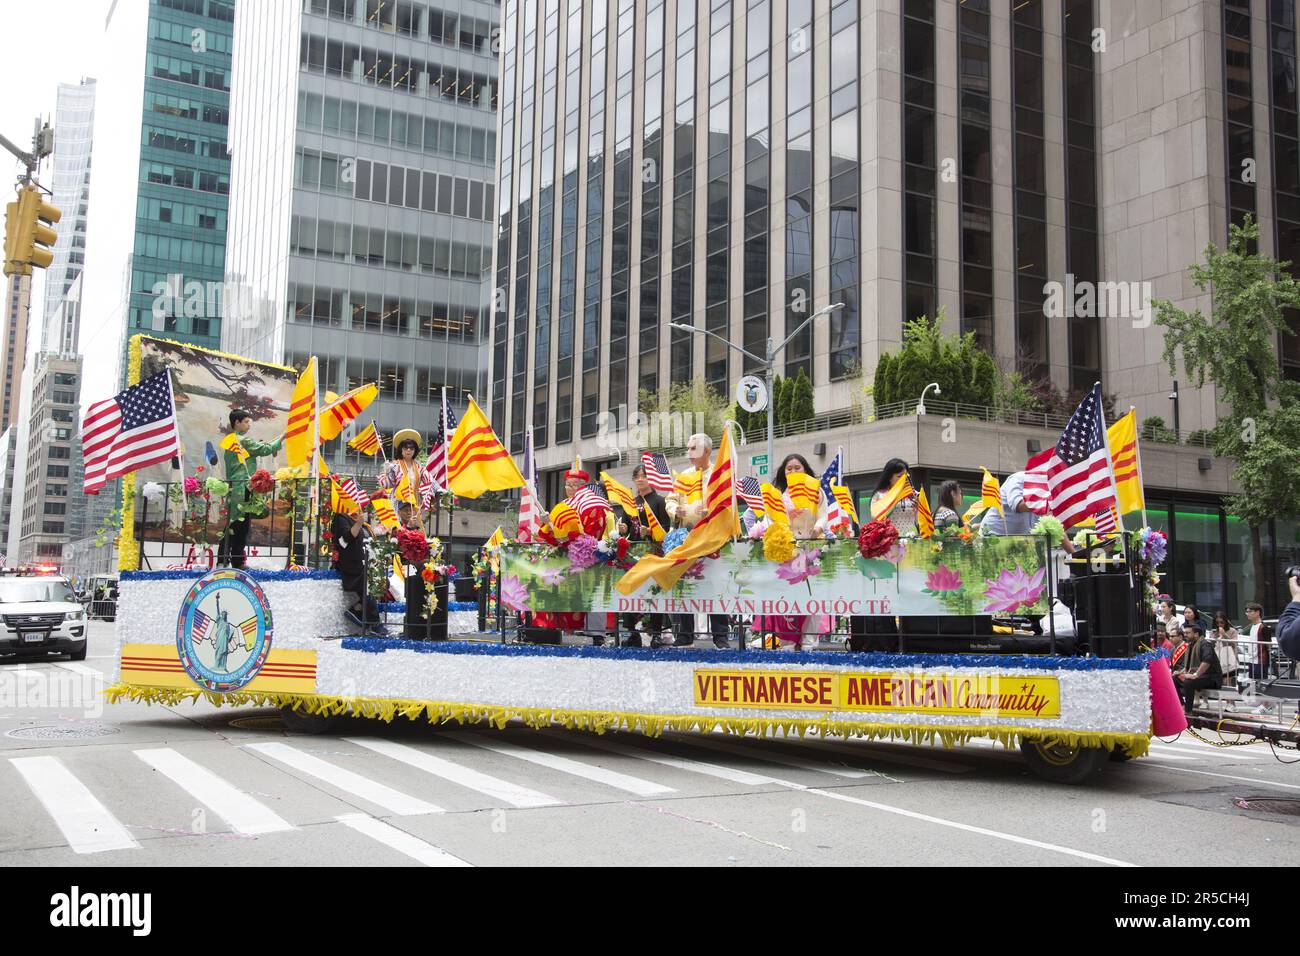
[{"xmin": 2, "ymin": 118, "xmax": 59, "ymax": 278}]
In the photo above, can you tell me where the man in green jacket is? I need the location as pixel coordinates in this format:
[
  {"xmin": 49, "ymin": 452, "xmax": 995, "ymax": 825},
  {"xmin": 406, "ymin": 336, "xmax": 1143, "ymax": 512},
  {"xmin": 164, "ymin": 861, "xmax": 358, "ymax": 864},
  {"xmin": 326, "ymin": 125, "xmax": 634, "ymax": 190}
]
[{"xmin": 217, "ymin": 408, "xmax": 284, "ymax": 568}]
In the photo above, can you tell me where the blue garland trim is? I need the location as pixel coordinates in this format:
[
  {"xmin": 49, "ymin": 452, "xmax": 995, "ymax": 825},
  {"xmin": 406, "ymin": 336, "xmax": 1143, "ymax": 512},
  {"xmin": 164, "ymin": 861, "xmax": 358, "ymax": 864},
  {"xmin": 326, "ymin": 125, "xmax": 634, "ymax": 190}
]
[
  {"xmin": 379, "ymin": 601, "xmax": 476, "ymax": 613},
  {"xmin": 122, "ymin": 569, "xmax": 341, "ymax": 581},
  {"xmin": 336, "ymin": 638, "xmax": 1156, "ymax": 670}
]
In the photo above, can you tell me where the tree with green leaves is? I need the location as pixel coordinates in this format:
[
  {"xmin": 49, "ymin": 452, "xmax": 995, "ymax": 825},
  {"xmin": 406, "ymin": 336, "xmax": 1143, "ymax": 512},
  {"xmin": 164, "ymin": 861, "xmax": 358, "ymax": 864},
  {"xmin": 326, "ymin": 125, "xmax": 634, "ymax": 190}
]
[
  {"xmin": 790, "ymin": 368, "xmax": 815, "ymax": 423},
  {"xmin": 1151, "ymin": 215, "xmax": 1300, "ymax": 595}
]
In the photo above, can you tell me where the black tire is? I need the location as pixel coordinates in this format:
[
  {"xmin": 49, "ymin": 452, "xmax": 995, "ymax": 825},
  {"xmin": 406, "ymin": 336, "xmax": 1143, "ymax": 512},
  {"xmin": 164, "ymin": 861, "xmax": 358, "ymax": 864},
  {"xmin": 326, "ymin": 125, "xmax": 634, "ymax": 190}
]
[
  {"xmin": 1108, "ymin": 748, "xmax": 1132, "ymax": 763},
  {"xmin": 69, "ymin": 643, "xmax": 87, "ymax": 662},
  {"xmin": 1020, "ymin": 739, "xmax": 1109, "ymax": 784},
  {"xmin": 279, "ymin": 705, "xmax": 337, "ymax": 735}
]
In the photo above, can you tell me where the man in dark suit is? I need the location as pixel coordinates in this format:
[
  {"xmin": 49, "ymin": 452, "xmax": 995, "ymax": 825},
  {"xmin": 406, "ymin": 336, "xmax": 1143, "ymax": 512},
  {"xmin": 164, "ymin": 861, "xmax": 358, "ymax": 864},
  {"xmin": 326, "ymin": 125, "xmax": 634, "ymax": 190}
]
[{"xmin": 618, "ymin": 464, "xmax": 674, "ymax": 648}]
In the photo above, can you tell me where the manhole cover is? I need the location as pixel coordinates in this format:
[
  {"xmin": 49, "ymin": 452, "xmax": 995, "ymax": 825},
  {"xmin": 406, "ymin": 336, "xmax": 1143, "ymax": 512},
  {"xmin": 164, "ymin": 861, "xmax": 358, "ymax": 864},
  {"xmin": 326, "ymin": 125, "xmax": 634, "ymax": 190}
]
[
  {"xmin": 1232, "ymin": 795, "xmax": 1300, "ymax": 816},
  {"xmin": 6, "ymin": 723, "xmax": 121, "ymax": 740},
  {"xmin": 228, "ymin": 715, "xmax": 286, "ymax": 731}
]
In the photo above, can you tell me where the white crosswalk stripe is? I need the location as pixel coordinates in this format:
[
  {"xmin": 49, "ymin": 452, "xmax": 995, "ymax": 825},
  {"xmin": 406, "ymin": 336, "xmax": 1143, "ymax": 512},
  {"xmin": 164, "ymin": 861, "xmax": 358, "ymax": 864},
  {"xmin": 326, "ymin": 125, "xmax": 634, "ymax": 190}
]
[
  {"xmin": 335, "ymin": 813, "xmax": 471, "ymax": 867},
  {"xmin": 10, "ymin": 755, "xmax": 137, "ymax": 854},
  {"xmin": 134, "ymin": 748, "xmax": 293, "ymax": 835},
  {"xmin": 678, "ymin": 733, "xmax": 887, "ymax": 778},
  {"xmin": 455, "ymin": 732, "xmax": 675, "ymax": 796},
  {"xmin": 1154, "ymin": 740, "xmax": 1264, "ymax": 761},
  {"xmin": 545, "ymin": 731, "xmax": 788, "ymax": 787},
  {"xmin": 344, "ymin": 737, "xmax": 562, "ymax": 808},
  {"xmin": 245, "ymin": 742, "xmax": 442, "ymax": 816}
]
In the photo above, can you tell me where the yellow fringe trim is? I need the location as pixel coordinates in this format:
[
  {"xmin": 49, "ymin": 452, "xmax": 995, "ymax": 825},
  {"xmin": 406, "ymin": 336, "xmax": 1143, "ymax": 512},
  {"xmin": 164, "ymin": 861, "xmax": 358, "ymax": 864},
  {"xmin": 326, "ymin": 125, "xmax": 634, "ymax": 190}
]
[{"xmin": 105, "ymin": 682, "xmax": 1151, "ymax": 757}]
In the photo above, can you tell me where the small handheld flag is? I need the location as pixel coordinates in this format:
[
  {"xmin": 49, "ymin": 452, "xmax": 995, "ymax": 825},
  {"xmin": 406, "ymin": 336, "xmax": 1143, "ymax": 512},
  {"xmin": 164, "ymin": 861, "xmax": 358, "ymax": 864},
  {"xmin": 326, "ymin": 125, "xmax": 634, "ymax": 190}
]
[
  {"xmin": 980, "ymin": 467, "xmax": 1004, "ymax": 517},
  {"xmin": 916, "ymin": 487, "xmax": 935, "ymax": 538},
  {"xmin": 600, "ymin": 471, "xmax": 638, "ymax": 517},
  {"xmin": 870, "ymin": 471, "xmax": 915, "ymax": 521},
  {"xmin": 349, "ymin": 421, "xmax": 382, "ymax": 457}
]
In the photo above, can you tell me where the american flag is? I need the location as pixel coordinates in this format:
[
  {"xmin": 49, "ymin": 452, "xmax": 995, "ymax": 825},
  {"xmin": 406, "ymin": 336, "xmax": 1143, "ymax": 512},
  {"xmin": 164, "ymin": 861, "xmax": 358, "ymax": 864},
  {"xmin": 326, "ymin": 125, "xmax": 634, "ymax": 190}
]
[
  {"xmin": 518, "ymin": 427, "xmax": 544, "ymax": 538},
  {"xmin": 336, "ymin": 475, "xmax": 371, "ymax": 509},
  {"xmin": 738, "ymin": 475, "xmax": 764, "ymax": 513},
  {"xmin": 1023, "ymin": 385, "xmax": 1118, "ymax": 527},
  {"xmin": 82, "ymin": 370, "xmax": 180, "ymax": 495},
  {"xmin": 568, "ymin": 485, "xmax": 612, "ymax": 517},
  {"xmin": 820, "ymin": 448, "xmax": 844, "ymax": 528},
  {"xmin": 641, "ymin": 452, "xmax": 674, "ymax": 494},
  {"xmin": 424, "ymin": 387, "xmax": 459, "ymax": 493},
  {"xmin": 1093, "ymin": 504, "xmax": 1119, "ymax": 535}
]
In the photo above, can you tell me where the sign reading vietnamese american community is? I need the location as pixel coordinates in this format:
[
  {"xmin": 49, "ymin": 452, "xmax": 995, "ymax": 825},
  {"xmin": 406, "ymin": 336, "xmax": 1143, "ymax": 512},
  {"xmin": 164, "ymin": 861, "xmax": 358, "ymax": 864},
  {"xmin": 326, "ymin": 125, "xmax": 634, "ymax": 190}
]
[{"xmin": 500, "ymin": 538, "xmax": 1051, "ymax": 617}]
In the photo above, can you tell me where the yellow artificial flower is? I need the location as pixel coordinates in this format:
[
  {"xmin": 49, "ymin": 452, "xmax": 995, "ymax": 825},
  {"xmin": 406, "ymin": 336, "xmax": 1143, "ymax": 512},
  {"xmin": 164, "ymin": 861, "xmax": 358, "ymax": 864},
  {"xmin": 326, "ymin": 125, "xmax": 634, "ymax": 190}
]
[{"xmin": 763, "ymin": 523, "xmax": 796, "ymax": 563}]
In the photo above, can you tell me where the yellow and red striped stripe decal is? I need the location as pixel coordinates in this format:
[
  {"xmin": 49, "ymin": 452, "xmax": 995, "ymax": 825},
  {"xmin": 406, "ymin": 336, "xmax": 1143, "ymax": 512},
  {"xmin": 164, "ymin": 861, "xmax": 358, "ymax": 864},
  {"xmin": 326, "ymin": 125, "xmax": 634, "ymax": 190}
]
[{"xmin": 119, "ymin": 643, "xmax": 317, "ymax": 693}]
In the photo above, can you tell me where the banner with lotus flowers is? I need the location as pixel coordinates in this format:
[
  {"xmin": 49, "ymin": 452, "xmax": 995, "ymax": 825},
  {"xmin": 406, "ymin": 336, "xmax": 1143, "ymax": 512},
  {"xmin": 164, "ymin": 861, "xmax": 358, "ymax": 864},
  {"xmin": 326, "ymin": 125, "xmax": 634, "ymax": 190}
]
[{"xmin": 499, "ymin": 536, "xmax": 1051, "ymax": 617}]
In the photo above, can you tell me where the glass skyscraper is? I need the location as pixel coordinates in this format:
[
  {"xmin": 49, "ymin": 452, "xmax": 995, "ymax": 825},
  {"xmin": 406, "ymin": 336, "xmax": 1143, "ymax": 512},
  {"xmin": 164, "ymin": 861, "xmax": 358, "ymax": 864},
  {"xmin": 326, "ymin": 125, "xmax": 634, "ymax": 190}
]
[{"xmin": 222, "ymin": 0, "xmax": 499, "ymax": 470}]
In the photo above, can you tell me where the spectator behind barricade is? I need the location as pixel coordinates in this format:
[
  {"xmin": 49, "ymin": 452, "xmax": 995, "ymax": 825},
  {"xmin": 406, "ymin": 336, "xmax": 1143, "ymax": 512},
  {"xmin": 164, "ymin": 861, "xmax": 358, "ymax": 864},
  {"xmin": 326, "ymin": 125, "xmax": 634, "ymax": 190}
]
[
  {"xmin": 1277, "ymin": 569, "xmax": 1300, "ymax": 662},
  {"xmin": 1157, "ymin": 598, "xmax": 1181, "ymax": 638},
  {"xmin": 1174, "ymin": 621, "xmax": 1222, "ymax": 714},
  {"xmin": 1169, "ymin": 626, "xmax": 1189, "ymax": 674},
  {"xmin": 1243, "ymin": 602, "xmax": 1271, "ymax": 680},
  {"xmin": 1210, "ymin": 610, "xmax": 1240, "ymax": 689},
  {"xmin": 1182, "ymin": 603, "xmax": 1202, "ymax": 629},
  {"xmin": 933, "ymin": 480, "xmax": 965, "ymax": 530}
]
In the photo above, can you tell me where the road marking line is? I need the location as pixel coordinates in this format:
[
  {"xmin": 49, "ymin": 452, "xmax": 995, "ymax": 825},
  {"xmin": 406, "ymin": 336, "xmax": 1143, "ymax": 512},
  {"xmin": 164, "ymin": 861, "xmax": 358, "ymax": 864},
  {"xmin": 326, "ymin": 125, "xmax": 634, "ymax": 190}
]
[
  {"xmin": 334, "ymin": 813, "xmax": 471, "ymax": 867},
  {"xmin": 244, "ymin": 742, "xmax": 442, "ymax": 816},
  {"xmin": 712, "ymin": 726, "xmax": 973, "ymax": 774},
  {"xmin": 457, "ymin": 733, "xmax": 674, "ymax": 796},
  {"xmin": 1140, "ymin": 750, "xmax": 1197, "ymax": 763},
  {"xmin": 682, "ymin": 733, "xmax": 887, "ymax": 779},
  {"xmin": 9, "ymin": 755, "xmax": 138, "ymax": 854},
  {"xmin": 52, "ymin": 663, "xmax": 102, "ymax": 678},
  {"xmin": 547, "ymin": 731, "xmax": 786, "ymax": 787},
  {"xmin": 344, "ymin": 737, "xmax": 561, "ymax": 808},
  {"xmin": 1154, "ymin": 740, "xmax": 1262, "ymax": 761},
  {"xmin": 802, "ymin": 787, "xmax": 1137, "ymax": 866},
  {"xmin": 134, "ymin": 748, "xmax": 293, "ymax": 835},
  {"xmin": 1135, "ymin": 763, "xmax": 1300, "ymax": 791}
]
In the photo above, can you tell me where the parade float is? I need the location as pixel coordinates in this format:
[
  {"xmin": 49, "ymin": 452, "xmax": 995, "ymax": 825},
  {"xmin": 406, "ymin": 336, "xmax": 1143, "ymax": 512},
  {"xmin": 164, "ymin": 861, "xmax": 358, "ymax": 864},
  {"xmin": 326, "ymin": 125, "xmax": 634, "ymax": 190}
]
[{"xmin": 100, "ymin": 335, "xmax": 1261, "ymax": 786}]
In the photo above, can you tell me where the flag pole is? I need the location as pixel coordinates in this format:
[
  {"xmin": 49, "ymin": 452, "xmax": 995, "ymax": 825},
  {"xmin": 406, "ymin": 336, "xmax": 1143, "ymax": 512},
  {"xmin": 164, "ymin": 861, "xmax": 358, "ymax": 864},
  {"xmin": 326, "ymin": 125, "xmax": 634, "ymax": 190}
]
[
  {"xmin": 1130, "ymin": 405, "xmax": 1149, "ymax": 528},
  {"xmin": 1095, "ymin": 383, "xmax": 1127, "ymax": 538},
  {"xmin": 311, "ymin": 356, "xmax": 322, "ymax": 569}
]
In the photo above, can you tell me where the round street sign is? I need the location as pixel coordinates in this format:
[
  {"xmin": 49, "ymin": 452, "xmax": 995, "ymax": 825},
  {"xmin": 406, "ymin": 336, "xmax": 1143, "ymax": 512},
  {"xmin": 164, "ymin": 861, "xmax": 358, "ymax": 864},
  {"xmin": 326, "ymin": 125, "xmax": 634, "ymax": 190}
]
[{"xmin": 736, "ymin": 375, "xmax": 767, "ymax": 413}]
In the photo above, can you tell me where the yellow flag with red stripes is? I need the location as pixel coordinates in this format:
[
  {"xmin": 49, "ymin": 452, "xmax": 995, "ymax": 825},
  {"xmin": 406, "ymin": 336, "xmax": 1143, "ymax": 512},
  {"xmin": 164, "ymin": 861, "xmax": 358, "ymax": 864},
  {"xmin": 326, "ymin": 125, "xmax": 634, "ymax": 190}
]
[
  {"xmin": 219, "ymin": 433, "xmax": 248, "ymax": 464},
  {"xmin": 616, "ymin": 428, "xmax": 738, "ymax": 594},
  {"xmin": 831, "ymin": 485, "xmax": 857, "ymax": 525},
  {"xmin": 348, "ymin": 421, "xmax": 382, "ymax": 457},
  {"xmin": 371, "ymin": 497, "xmax": 400, "ymax": 530},
  {"xmin": 285, "ymin": 358, "xmax": 317, "ymax": 468},
  {"xmin": 916, "ymin": 487, "xmax": 935, "ymax": 538},
  {"xmin": 548, "ymin": 501, "xmax": 582, "ymax": 539},
  {"xmin": 320, "ymin": 383, "xmax": 378, "ymax": 441},
  {"xmin": 760, "ymin": 483, "xmax": 787, "ymax": 527},
  {"xmin": 643, "ymin": 501, "xmax": 666, "ymax": 543},
  {"xmin": 675, "ymin": 469, "xmax": 703, "ymax": 503},
  {"xmin": 785, "ymin": 472, "xmax": 820, "ymax": 514},
  {"xmin": 870, "ymin": 471, "xmax": 915, "ymax": 521},
  {"xmin": 447, "ymin": 398, "xmax": 525, "ymax": 498},
  {"xmin": 600, "ymin": 471, "xmax": 638, "ymax": 517},
  {"xmin": 980, "ymin": 467, "xmax": 1004, "ymax": 517},
  {"xmin": 1107, "ymin": 409, "xmax": 1144, "ymax": 516}
]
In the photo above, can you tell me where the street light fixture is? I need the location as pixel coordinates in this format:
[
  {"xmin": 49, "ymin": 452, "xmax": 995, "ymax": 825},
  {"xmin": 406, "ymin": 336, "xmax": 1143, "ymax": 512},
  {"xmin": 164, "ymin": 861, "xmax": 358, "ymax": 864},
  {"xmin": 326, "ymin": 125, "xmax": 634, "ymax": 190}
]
[
  {"xmin": 917, "ymin": 382, "xmax": 941, "ymax": 416},
  {"xmin": 670, "ymin": 301, "xmax": 844, "ymax": 478}
]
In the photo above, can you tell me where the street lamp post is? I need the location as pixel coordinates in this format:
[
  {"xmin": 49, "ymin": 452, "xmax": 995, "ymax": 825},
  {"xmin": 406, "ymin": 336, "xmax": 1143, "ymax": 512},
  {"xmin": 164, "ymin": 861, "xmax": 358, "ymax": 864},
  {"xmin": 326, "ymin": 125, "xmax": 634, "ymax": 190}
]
[{"xmin": 671, "ymin": 301, "xmax": 844, "ymax": 477}]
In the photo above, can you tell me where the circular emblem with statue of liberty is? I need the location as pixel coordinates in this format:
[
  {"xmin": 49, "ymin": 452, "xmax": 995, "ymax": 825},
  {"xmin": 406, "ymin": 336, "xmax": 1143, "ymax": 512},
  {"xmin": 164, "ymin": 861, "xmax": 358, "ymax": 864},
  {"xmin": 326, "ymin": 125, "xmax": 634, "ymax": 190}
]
[{"xmin": 176, "ymin": 568, "xmax": 273, "ymax": 693}]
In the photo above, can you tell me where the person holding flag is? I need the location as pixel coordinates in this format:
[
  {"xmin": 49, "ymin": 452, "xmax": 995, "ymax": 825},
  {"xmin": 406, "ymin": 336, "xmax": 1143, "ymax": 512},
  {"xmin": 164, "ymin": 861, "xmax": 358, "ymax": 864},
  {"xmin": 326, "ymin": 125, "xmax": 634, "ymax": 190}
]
[
  {"xmin": 563, "ymin": 458, "xmax": 617, "ymax": 539},
  {"xmin": 978, "ymin": 470, "xmax": 1036, "ymax": 536},
  {"xmin": 869, "ymin": 458, "xmax": 917, "ymax": 533},
  {"xmin": 774, "ymin": 453, "xmax": 825, "ymax": 538},
  {"xmin": 618, "ymin": 463, "xmax": 674, "ymax": 647},
  {"xmin": 330, "ymin": 477, "xmax": 387, "ymax": 638},
  {"xmin": 218, "ymin": 409, "xmax": 284, "ymax": 568},
  {"xmin": 380, "ymin": 428, "xmax": 426, "ymax": 516}
]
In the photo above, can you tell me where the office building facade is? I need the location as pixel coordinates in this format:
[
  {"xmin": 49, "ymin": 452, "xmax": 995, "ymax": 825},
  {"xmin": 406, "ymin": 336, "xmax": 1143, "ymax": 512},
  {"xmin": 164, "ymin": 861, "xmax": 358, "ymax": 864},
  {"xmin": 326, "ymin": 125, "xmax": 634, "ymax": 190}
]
[
  {"xmin": 42, "ymin": 78, "xmax": 97, "ymax": 354},
  {"xmin": 1, "ymin": 274, "xmax": 31, "ymax": 435},
  {"xmin": 222, "ymin": 0, "xmax": 500, "ymax": 471},
  {"xmin": 492, "ymin": 0, "xmax": 1300, "ymax": 617},
  {"xmin": 79, "ymin": 0, "xmax": 235, "ymax": 404}
]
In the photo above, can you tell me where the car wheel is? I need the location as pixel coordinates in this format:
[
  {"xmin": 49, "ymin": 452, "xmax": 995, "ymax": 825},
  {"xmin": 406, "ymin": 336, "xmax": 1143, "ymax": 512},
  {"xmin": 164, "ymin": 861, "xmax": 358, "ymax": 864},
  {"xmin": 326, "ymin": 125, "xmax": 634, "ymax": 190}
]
[{"xmin": 69, "ymin": 643, "xmax": 87, "ymax": 662}]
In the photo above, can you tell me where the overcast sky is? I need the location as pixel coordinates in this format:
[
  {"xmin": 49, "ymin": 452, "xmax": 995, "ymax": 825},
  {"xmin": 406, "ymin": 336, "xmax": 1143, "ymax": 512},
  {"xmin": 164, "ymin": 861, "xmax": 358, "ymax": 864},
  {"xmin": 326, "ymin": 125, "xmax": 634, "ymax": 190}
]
[{"xmin": 0, "ymin": 1, "xmax": 118, "ymax": 393}]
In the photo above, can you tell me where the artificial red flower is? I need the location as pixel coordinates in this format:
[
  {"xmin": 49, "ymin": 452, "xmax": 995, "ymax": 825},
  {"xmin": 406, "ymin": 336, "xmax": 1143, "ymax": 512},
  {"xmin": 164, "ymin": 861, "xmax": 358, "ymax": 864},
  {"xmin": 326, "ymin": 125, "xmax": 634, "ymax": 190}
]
[
  {"xmin": 396, "ymin": 527, "xmax": 430, "ymax": 563},
  {"xmin": 196, "ymin": 465, "xmax": 205, "ymax": 473},
  {"xmin": 858, "ymin": 518, "xmax": 900, "ymax": 560},
  {"xmin": 249, "ymin": 468, "xmax": 274, "ymax": 494},
  {"xmin": 616, "ymin": 538, "xmax": 629, "ymax": 559},
  {"xmin": 421, "ymin": 568, "xmax": 436, "ymax": 583}
]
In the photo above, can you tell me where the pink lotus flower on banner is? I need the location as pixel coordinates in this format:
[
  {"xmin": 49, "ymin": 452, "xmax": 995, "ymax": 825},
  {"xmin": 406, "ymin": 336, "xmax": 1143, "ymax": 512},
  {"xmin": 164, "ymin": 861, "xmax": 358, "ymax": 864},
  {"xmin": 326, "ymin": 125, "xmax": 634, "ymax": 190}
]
[
  {"xmin": 567, "ymin": 534, "xmax": 600, "ymax": 570},
  {"xmin": 538, "ymin": 566, "xmax": 567, "ymax": 586},
  {"xmin": 924, "ymin": 565, "xmax": 964, "ymax": 593},
  {"xmin": 982, "ymin": 565, "xmax": 1046, "ymax": 613},
  {"xmin": 776, "ymin": 548, "xmax": 823, "ymax": 586},
  {"xmin": 500, "ymin": 574, "xmax": 530, "ymax": 613},
  {"xmin": 885, "ymin": 540, "xmax": 907, "ymax": 564}
]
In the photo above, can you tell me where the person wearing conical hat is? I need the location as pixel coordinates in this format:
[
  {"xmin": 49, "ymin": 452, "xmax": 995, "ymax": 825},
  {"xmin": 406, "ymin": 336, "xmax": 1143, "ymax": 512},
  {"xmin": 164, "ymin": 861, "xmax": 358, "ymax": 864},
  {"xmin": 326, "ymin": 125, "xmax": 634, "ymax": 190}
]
[{"xmin": 379, "ymin": 427, "xmax": 425, "ymax": 515}]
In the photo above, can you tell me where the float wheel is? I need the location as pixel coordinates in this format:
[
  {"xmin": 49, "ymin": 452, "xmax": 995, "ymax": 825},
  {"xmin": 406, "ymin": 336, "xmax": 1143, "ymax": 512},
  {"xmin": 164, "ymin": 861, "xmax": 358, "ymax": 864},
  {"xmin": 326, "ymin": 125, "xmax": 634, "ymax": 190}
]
[
  {"xmin": 279, "ymin": 704, "xmax": 336, "ymax": 735},
  {"xmin": 1019, "ymin": 739, "xmax": 1109, "ymax": 784}
]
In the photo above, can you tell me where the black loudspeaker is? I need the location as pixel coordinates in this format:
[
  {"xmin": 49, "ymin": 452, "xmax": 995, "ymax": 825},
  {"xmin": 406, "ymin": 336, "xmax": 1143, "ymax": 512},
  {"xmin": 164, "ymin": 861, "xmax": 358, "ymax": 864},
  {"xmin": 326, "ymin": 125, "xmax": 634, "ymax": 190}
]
[{"xmin": 1062, "ymin": 571, "xmax": 1135, "ymax": 656}]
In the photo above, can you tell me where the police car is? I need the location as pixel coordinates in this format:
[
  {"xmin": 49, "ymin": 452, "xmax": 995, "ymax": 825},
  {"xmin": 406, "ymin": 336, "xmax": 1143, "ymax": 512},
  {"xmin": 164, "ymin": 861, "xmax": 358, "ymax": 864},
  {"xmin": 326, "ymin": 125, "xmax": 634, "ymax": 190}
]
[{"xmin": 0, "ymin": 568, "xmax": 88, "ymax": 661}]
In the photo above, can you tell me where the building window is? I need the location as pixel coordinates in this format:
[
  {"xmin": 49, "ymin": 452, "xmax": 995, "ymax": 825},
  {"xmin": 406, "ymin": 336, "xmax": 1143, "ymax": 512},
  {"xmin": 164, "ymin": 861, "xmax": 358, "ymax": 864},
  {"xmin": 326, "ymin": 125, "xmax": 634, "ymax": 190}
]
[
  {"xmin": 1012, "ymin": 0, "xmax": 1048, "ymax": 381},
  {"xmin": 1063, "ymin": 0, "xmax": 1100, "ymax": 389}
]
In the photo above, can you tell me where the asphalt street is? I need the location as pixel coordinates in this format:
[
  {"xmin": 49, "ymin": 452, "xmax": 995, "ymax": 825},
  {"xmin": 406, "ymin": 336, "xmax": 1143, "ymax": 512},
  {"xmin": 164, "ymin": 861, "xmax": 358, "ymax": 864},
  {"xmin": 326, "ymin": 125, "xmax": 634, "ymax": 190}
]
[{"xmin": 2, "ymin": 622, "xmax": 1298, "ymax": 867}]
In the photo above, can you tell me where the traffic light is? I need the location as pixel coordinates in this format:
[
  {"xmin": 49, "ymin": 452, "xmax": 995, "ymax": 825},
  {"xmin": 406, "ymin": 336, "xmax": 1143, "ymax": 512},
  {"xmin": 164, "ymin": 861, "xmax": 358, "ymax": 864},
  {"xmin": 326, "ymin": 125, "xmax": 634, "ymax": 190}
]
[{"xmin": 3, "ymin": 185, "xmax": 60, "ymax": 277}]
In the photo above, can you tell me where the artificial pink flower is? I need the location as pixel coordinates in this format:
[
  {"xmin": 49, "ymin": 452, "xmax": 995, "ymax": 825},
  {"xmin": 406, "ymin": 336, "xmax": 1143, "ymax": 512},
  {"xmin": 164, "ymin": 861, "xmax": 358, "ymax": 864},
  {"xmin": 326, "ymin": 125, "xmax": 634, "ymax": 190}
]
[
  {"xmin": 884, "ymin": 540, "xmax": 908, "ymax": 564},
  {"xmin": 924, "ymin": 565, "xmax": 964, "ymax": 593},
  {"xmin": 500, "ymin": 574, "xmax": 530, "ymax": 613},
  {"xmin": 567, "ymin": 534, "xmax": 600, "ymax": 570},
  {"xmin": 775, "ymin": 547, "xmax": 823, "ymax": 586},
  {"xmin": 183, "ymin": 475, "xmax": 201, "ymax": 495},
  {"xmin": 982, "ymin": 565, "xmax": 1046, "ymax": 613},
  {"xmin": 538, "ymin": 566, "xmax": 567, "ymax": 586}
]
